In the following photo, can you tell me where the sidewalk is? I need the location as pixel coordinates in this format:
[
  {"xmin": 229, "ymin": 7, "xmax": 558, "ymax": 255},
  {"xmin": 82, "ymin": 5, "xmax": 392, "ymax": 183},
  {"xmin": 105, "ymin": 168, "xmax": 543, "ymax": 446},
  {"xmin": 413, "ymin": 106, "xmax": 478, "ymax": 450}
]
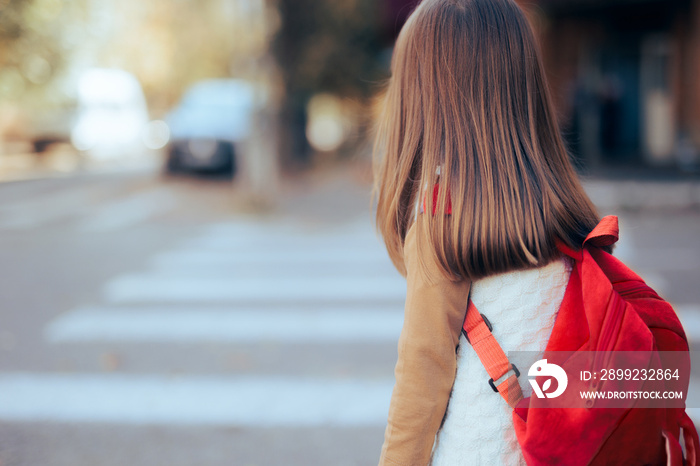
[
  {"xmin": 582, "ymin": 178, "xmax": 700, "ymax": 211},
  {"xmin": 274, "ymin": 161, "xmax": 700, "ymax": 219},
  {"xmin": 2, "ymin": 156, "xmax": 699, "ymax": 214},
  {"xmin": 0, "ymin": 146, "xmax": 162, "ymax": 183}
]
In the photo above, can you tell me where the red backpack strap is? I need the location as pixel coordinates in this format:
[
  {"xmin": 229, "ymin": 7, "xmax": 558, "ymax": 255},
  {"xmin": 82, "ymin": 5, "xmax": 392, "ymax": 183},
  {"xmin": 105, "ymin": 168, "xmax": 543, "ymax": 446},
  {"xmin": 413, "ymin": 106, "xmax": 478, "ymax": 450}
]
[
  {"xmin": 583, "ymin": 215, "xmax": 619, "ymax": 248},
  {"xmin": 463, "ymin": 300, "xmax": 523, "ymax": 408},
  {"xmin": 679, "ymin": 411, "xmax": 699, "ymax": 466},
  {"xmin": 557, "ymin": 215, "xmax": 619, "ymax": 259}
]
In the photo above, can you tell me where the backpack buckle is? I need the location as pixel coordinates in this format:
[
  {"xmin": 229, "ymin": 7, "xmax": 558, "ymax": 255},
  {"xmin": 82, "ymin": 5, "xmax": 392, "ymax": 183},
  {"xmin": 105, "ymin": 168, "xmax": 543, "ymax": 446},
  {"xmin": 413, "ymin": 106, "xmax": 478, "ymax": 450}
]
[
  {"xmin": 489, "ymin": 364, "xmax": 520, "ymax": 393},
  {"xmin": 481, "ymin": 314, "xmax": 493, "ymax": 332}
]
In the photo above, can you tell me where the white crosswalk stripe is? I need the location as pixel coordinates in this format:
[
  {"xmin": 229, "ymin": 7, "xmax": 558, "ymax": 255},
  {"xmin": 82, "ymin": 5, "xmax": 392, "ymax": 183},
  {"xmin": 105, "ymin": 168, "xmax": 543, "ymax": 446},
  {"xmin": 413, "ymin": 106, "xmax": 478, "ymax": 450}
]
[
  {"xmin": 45, "ymin": 307, "xmax": 403, "ymax": 343},
  {"xmin": 151, "ymin": 247, "xmax": 392, "ymax": 268},
  {"xmin": 79, "ymin": 188, "xmax": 177, "ymax": 232},
  {"xmin": 103, "ymin": 275, "xmax": 406, "ymax": 303},
  {"xmin": 0, "ymin": 374, "xmax": 394, "ymax": 427}
]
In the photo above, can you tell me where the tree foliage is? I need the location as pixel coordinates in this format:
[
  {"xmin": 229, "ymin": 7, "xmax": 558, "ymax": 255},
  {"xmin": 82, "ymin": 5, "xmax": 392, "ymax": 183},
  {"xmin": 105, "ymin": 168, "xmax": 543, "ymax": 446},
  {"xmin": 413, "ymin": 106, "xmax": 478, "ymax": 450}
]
[
  {"xmin": 271, "ymin": 0, "xmax": 392, "ymax": 165},
  {"xmin": 0, "ymin": 0, "xmax": 89, "ymax": 107}
]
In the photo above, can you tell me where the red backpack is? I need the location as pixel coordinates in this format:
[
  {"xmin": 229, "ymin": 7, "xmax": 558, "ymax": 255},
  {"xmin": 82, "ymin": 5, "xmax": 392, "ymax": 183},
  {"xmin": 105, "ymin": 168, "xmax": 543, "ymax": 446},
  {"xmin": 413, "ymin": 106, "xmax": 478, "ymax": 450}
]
[{"xmin": 463, "ymin": 215, "xmax": 699, "ymax": 465}]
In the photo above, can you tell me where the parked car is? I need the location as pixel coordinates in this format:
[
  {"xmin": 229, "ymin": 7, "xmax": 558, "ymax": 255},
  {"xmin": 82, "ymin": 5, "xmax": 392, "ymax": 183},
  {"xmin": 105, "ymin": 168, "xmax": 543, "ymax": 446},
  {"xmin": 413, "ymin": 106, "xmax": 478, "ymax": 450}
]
[
  {"xmin": 25, "ymin": 106, "xmax": 75, "ymax": 153},
  {"xmin": 71, "ymin": 68, "xmax": 150, "ymax": 160},
  {"xmin": 164, "ymin": 79, "xmax": 255, "ymax": 175}
]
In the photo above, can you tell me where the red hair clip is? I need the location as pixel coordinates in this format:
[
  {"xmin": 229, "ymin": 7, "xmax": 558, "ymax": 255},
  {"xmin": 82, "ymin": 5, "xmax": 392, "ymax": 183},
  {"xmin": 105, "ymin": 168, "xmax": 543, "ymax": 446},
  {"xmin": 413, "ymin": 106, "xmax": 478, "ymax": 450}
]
[{"xmin": 421, "ymin": 183, "xmax": 452, "ymax": 215}]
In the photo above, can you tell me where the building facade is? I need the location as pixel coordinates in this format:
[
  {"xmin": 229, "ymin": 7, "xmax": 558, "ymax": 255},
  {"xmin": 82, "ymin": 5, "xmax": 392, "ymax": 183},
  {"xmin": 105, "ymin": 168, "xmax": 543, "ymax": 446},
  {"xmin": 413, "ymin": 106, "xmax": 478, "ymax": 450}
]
[{"xmin": 523, "ymin": 0, "xmax": 700, "ymax": 170}]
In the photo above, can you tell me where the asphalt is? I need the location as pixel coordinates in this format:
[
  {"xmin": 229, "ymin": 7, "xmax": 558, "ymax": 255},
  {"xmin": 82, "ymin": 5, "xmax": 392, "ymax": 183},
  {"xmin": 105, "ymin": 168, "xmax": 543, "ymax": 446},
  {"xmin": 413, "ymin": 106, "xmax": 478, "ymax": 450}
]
[{"xmin": 0, "ymin": 164, "xmax": 697, "ymax": 466}]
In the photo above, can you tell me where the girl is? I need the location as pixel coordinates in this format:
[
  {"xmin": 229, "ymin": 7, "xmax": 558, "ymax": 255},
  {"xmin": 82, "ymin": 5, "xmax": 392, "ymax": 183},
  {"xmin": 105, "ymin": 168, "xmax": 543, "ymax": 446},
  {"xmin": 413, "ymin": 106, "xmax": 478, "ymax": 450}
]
[{"xmin": 372, "ymin": 0, "xmax": 603, "ymax": 464}]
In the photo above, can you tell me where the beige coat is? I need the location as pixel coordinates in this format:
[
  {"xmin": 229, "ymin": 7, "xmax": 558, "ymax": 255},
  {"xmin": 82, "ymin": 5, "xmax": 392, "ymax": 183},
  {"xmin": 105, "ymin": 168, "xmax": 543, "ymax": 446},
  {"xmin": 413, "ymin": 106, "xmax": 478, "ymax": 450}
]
[{"xmin": 379, "ymin": 215, "xmax": 472, "ymax": 465}]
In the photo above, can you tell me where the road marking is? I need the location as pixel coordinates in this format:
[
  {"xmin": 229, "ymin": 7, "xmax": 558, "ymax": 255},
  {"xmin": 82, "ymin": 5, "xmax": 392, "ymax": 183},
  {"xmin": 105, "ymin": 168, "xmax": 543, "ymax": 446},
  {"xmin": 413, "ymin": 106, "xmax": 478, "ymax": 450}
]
[
  {"xmin": 0, "ymin": 373, "xmax": 393, "ymax": 427},
  {"xmin": 200, "ymin": 218, "xmax": 374, "ymax": 238},
  {"xmin": 180, "ymin": 236, "xmax": 387, "ymax": 253},
  {"xmin": 104, "ymin": 275, "xmax": 407, "ymax": 303},
  {"xmin": 148, "ymin": 261, "xmax": 399, "ymax": 278},
  {"xmin": 177, "ymin": 221, "xmax": 385, "ymax": 251},
  {"xmin": 151, "ymin": 249, "xmax": 394, "ymax": 269},
  {"xmin": 46, "ymin": 307, "xmax": 404, "ymax": 343},
  {"xmin": 80, "ymin": 188, "xmax": 176, "ymax": 231}
]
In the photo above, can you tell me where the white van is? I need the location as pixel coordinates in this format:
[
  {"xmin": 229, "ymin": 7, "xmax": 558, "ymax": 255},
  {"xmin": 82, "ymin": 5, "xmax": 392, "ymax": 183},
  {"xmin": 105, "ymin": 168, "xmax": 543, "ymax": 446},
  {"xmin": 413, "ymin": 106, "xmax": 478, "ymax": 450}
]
[{"xmin": 71, "ymin": 68, "xmax": 150, "ymax": 160}]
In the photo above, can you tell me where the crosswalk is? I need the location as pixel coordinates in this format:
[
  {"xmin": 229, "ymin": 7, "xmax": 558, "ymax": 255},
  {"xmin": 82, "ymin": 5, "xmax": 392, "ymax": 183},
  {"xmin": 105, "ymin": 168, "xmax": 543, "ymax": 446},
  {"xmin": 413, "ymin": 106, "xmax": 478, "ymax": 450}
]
[
  {"xmin": 2, "ymin": 183, "xmax": 700, "ymax": 464},
  {"xmin": 0, "ymin": 216, "xmax": 404, "ymax": 429}
]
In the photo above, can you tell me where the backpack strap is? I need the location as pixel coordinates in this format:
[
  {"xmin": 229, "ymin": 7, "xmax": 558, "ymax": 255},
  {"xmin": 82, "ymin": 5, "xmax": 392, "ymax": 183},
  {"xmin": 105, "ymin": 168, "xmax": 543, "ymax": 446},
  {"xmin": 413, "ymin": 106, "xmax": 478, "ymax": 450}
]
[
  {"xmin": 583, "ymin": 215, "xmax": 619, "ymax": 248},
  {"xmin": 679, "ymin": 410, "xmax": 699, "ymax": 466},
  {"xmin": 463, "ymin": 300, "xmax": 523, "ymax": 409},
  {"xmin": 463, "ymin": 216, "xmax": 618, "ymax": 409},
  {"xmin": 557, "ymin": 215, "xmax": 619, "ymax": 259}
]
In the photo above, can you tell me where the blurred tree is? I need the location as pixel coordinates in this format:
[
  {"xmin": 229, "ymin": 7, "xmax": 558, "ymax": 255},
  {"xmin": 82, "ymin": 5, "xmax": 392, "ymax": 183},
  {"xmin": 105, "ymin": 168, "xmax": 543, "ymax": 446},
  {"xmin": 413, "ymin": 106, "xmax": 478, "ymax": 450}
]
[
  {"xmin": 0, "ymin": 0, "xmax": 89, "ymax": 108},
  {"xmin": 0, "ymin": 0, "xmax": 34, "ymax": 102},
  {"xmin": 1, "ymin": 0, "xmax": 274, "ymax": 114},
  {"xmin": 91, "ymin": 0, "xmax": 276, "ymax": 116},
  {"xmin": 1, "ymin": 0, "xmax": 417, "ymax": 166},
  {"xmin": 0, "ymin": 0, "xmax": 93, "ymax": 148},
  {"xmin": 271, "ymin": 0, "xmax": 393, "ymax": 168},
  {"xmin": 0, "ymin": 0, "xmax": 25, "ymax": 46}
]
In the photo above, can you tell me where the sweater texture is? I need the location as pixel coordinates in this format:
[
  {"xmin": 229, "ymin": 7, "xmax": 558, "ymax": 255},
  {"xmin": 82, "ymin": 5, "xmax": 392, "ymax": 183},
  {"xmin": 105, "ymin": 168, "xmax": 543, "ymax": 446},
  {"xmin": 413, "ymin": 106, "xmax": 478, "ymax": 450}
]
[{"xmin": 430, "ymin": 255, "xmax": 573, "ymax": 465}]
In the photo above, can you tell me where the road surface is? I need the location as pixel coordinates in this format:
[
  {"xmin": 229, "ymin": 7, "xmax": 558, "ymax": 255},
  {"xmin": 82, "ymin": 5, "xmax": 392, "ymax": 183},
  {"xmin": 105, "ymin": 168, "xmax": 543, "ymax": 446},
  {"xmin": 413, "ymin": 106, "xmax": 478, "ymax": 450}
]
[{"xmin": 0, "ymin": 168, "xmax": 698, "ymax": 465}]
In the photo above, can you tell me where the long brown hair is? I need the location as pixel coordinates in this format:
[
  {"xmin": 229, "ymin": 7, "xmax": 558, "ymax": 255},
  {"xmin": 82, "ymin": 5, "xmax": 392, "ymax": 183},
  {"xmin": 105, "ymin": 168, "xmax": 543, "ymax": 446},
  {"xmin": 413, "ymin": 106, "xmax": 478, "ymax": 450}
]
[{"xmin": 373, "ymin": 0, "xmax": 602, "ymax": 281}]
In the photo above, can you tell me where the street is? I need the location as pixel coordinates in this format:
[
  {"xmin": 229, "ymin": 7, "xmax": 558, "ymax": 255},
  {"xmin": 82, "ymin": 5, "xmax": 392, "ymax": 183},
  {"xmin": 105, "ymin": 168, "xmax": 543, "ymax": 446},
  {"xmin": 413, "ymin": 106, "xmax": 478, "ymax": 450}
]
[{"xmin": 0, "ymin": 168, "xmax": 699, "ymax": 466}]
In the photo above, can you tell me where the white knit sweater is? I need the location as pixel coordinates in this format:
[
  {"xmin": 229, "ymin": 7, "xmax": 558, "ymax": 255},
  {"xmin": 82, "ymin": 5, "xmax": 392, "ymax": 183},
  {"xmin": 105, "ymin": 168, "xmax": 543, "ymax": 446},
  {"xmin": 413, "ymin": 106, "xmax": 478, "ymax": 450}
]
[{"xmin": 430, "ymin": 255, "xmax": 574, "ymax": 465}]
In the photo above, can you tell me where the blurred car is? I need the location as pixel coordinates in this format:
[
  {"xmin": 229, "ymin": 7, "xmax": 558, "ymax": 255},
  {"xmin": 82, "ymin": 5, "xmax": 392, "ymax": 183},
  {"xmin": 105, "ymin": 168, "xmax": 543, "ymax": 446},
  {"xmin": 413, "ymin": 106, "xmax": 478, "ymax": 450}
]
[
  {"xmin": 164, "ymin": 79, "xmax": 255, "ymax": 175},
  {"xmin": 71, "ymin": 68, "xmax": 150, "ymax": 160}
]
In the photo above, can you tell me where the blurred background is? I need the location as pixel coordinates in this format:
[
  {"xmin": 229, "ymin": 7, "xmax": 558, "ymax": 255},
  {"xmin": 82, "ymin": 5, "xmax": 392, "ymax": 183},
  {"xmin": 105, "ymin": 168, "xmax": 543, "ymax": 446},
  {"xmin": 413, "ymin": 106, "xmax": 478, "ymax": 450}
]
[{"xmin": 0, "ymin": 0, "xmax": 699, "ymax": 465}]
